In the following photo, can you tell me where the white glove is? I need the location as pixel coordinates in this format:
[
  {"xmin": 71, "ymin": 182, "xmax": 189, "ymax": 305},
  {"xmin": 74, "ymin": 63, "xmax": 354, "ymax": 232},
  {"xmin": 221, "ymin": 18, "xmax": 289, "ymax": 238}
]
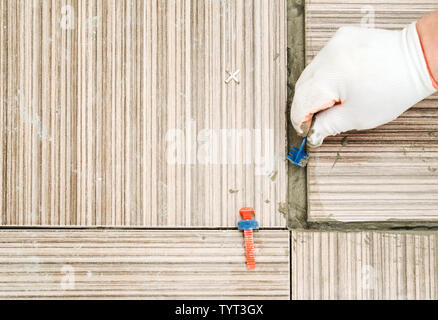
[{"xmin": 291, "ymin": 23, "xmax": 438, "ymax": 146}]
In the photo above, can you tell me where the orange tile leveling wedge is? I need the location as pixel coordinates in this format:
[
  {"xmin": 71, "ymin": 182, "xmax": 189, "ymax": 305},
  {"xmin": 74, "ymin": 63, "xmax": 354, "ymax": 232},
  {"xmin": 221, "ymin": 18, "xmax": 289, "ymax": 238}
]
[{"xmin": 238, "ymin": 207, "xmax": 259, "ymax": 270}]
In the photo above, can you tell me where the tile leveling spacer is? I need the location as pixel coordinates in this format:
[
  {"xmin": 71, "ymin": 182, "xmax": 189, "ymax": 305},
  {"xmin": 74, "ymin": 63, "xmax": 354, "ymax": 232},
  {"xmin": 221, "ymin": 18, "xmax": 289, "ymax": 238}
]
[
  {"xmin": 238, "ymin": 207, "xmax": 259, "ymax": 270},
  {"xmin": 286, "ymin": 137, "xmax": 309, "ymax": 167}
]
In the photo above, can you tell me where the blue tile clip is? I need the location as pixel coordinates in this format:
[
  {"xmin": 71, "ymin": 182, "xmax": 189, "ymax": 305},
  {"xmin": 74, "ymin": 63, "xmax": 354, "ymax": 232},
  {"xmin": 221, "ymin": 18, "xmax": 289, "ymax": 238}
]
[
  {"xmin": 286, "ymin": 137, "xmax": 309, "ymax": 167},
  {"xmin": 238, "ymin": 219, "xmax": 259, "ymax": 231}
]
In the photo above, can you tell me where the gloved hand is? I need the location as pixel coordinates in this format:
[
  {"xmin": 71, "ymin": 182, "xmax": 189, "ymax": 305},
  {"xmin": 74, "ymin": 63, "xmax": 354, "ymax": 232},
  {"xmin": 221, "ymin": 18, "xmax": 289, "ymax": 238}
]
[{"xmin": 291, "ymin": 23, "xmax": 438, "ymax": 147}]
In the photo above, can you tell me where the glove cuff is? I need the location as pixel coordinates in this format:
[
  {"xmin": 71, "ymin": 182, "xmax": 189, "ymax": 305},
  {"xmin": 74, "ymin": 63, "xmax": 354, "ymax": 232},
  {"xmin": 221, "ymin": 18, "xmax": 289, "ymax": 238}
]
[{"xmin": 407, "ymin": 22, "xmax": 438, "ymax": 91}]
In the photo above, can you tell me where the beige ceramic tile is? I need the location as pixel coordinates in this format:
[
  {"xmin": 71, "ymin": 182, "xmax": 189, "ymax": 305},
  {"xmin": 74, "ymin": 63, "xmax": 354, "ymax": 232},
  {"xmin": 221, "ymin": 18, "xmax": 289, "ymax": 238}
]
[
  {"xmin": 0, "ymin": 229, "xmax": 289, "ymax": 299},
  {"xmin": 305, "ymin": 0, "xmax": 438, "ymax": 222},
  {"xmin": 0, "ymin": 0, "xmax": 287, "ymax": 227},
  {"xmin": 292, "ymin": 231, "xmax": 438, "ymax": 300}
]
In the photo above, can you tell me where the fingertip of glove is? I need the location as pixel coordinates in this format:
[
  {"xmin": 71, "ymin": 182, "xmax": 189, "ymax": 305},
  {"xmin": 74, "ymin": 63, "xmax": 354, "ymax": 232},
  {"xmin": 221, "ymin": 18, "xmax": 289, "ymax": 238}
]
[
  {"xmin": 307, "ymin": 127, "xmax": 324, "ymax": 147},
  {"xmin": 297, "ymin": 121, "xmax": 310, "ymax": 137}
]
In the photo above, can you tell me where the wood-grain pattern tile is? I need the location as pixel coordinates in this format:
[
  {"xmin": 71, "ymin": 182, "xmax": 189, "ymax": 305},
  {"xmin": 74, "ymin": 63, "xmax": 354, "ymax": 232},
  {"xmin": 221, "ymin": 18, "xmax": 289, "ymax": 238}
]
[
  {"xmin": 0, "ymin": 229, "xmax": 289, "ymax": 299},
  {"xmin": 0, "ymin": 0, "xmax": 287, "ymax": 227},
  {"xmin": 292, "ymin": 231, "xmax": 438, "ymax": 300},
  {"xmin": 305, "ymin": 0, "xmax": 438, "ymax": 222},
  {"xmin": 305, "ymin": 0, "xmax": 438, "ymax": 62}
]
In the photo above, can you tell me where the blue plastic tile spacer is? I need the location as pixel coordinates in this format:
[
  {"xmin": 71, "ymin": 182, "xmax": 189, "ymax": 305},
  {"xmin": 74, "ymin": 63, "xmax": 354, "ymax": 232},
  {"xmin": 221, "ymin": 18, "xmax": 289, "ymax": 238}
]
[
  {"xmin": 286, "ymin": 137, "xmax": 309, "ymax": 167},
  {"xmin": 238, "ymin": 219, "xmax": 259, "ymax": 231}
]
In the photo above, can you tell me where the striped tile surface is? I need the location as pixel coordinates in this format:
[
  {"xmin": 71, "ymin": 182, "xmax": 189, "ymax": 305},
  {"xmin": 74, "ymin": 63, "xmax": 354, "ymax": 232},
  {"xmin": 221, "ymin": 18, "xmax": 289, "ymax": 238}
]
[
  {"xmin": 292, "ymin": 231, "xmax": 438, "ymax": 300},
  {"xmin": 305, "ymin": 0, "xmax": 438, "ymax": 62},
  {"xmin": 305, "ymin": 0, "xmax": 438, "ymax": 222},
  {"xmin": 0, "ymin": 0, "xmax": 287, "ymax": 227},
  {"xmin": 0, "ymin": 229, "xmax": 289, "ymax": 299}
]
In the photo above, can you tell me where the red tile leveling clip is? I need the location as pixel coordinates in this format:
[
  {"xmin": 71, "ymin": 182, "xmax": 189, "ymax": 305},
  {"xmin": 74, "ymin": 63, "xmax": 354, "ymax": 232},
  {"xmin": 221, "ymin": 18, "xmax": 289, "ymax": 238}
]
[{"xmin": 238, "ymin": 207, "xmax": 259, "ymax": 270}]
